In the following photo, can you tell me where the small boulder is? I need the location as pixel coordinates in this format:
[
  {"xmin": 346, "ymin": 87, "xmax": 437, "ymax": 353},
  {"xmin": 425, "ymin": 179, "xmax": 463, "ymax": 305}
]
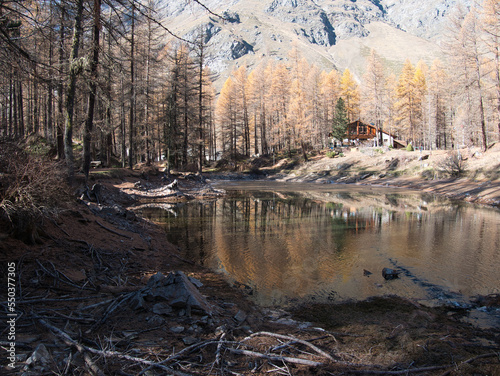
[
  {"xmin": 382, "ymin": 268, "xmax": 400, "ymax": 280},
  {"xmin": 145, "ymin": 271, "xmax": 213, "ymax": 315}
]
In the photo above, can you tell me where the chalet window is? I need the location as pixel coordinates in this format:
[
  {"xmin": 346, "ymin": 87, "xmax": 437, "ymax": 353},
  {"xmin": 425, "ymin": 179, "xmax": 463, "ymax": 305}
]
[{"xmin": 359, "ymin": 125, "xmax": 367, "ymax": 134}]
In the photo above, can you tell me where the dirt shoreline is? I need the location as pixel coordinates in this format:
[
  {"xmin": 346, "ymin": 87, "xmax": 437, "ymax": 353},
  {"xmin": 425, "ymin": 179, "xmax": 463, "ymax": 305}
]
[
  {"xmin": 1, "ymin": 161, "xmax": 500, "ymax": 375},
  {"xmin": 260, "ymin": 146, "xmax": 500, "ymax": 208}
]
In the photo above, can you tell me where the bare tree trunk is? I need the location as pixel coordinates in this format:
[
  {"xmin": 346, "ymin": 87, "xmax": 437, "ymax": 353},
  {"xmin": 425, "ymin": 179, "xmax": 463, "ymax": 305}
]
[
  {"xmin": 196, "ymin": 33, "xmax": 205, "ymax": 174},
  {"xmin": 128, "ymin": 4, "xmax": 135, "ymax": 169},
  {"xmin": 17, "ymin": 80, "xmax": 24, "ymax": 137},
  {"xmin": 144, "ymin": 7, "xmax": 152, "ymax": 165},
  {"xmin": 83, "ymin": 0, "xmax": 101, "ymax": 181},
  {"xmin": 56, "ymin": 4, "xmax": 65, "ymax": 159},
  {"xmin": 64, "ymin": 0, "xmax": 84, "ymax": 183},
  {"xmin": 473, "ymin": 44, "xmax": 487, "ymax": 151}
]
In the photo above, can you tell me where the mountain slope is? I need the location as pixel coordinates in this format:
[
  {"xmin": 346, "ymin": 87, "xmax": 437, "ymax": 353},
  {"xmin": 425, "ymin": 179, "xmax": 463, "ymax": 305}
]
[{"xmin": 162, "ymin": 0, "xmax": 469, "ymax": 88}]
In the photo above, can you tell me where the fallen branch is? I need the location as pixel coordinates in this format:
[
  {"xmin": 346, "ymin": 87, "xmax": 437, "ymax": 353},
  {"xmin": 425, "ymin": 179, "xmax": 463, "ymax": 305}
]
[
  {"xmin": 38, "ymin": 317, "xmax": 192, "ymax": 376},
  {"xmin": 95, "ymin": 220, "xmax": 132, "ymax": 239},
  {"xmin": 243, "ymin": 331, "xmax": 335, "ymax": 363},
  {"xmin": 137, "ymin": 340, "xmax": 221, "ymax": 376},
  {"xmin": 439, "ymin": 352, "xmax": 500, "ymax": 376},
  {"xmin": 38, "ymin": 318, "xmax": 105, "ymax": 376},
  {"xmin": 216, "ymin": 331, "xmax": 226, "ymax": 366},
  {"xmin": 36, "ymin": 260, "xmax": 92, "ymax": 290},
  {"xmin": 90, "ymin": 291, "xmax": 137, "ymax": 330},
  {"xmin": 226, "ymin": 347, "xmax": 324, "ymax": 367}
]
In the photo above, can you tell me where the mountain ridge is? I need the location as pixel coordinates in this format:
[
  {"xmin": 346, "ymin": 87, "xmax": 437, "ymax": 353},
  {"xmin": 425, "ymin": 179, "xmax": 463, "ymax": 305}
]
[{"xmin": 161, "ymin": 0, "xmax": 470, "ymax": 88}]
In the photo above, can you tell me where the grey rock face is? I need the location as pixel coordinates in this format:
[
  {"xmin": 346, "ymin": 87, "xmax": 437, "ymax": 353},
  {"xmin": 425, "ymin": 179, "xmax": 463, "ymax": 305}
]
[{"xmin": 161, "ymin": 0, "xmax": 468, "ymax": 87}]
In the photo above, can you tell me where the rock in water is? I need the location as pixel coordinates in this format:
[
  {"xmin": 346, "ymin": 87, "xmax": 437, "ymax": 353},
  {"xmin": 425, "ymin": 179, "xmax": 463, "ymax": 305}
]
[{"xmin": 382, "ymin": 268, "xmax": 400, "ymax": 280}]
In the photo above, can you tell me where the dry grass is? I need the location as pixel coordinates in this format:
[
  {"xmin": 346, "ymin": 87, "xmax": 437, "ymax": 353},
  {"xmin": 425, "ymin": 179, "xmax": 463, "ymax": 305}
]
[{"xmin": 0, "ymin": 141, "xmax": 69, "ymax": 244}]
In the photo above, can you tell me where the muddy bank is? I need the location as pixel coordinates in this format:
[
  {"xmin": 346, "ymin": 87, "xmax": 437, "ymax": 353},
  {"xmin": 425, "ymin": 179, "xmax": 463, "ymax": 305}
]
[{"xmin": 1, "ymin": 168, "xmax": 499, "ymax": 375}]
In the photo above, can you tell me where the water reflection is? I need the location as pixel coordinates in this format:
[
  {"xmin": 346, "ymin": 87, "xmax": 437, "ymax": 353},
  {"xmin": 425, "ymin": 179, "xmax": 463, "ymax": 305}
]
[{"xmin": 137, "ymin": 183, "xmax": 500, "ymax": 306}]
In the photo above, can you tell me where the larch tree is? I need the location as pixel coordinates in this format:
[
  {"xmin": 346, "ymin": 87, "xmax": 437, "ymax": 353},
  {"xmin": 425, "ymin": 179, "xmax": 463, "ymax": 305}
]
[
  {"xmin": 428, "ymin": 59, "xmax": 449, "ymax": 149},
  {"xmin": 216, "ymin": 77, "xmax": 238, "ymax": 162},
  {"xmin": 64, "ymin": 0, "xmax": 84, "ymax": 183},
  {"xmin": 362, "ymin": 50, "xmax": 386, "ymax": 146},
  {"xmin": 414, "ymin": 60, "xmax": 428, "ymax": 146},
  {"xmin": 246, "ymin": 62, "xmax": 270, "ymax": 155},
  {"xmin": 385, "ymin": 73, "xmax": 399, "ymax": 142},
  {"xmin": 462, "ymin": 7, "xmax": 488, "ymax": 151},
  {"xmin": 305, "ymin": 64, "xmax": 325, "ymax": 148},
  {"xmin": 340, "ymin": 68, "xmax": 360, "ymax": 122},
  {"xmin": 232, "ymin": 65, "xmax": 250, "ymax": 157},
  {"xmin": 320, "ymin": 69, "xmax": 341, "ymax": 144},
  {"xmin": 395, "ymin": 59, "xmax": 419, "ymax": 144},
  {"xmin": 482, "ymin": 0, "xmax": 500, "ymax": 141},
  {"xmin": 195, "ymin": 32, "xmax": 208, "ymax": 173},
  {"xmin": 83, "ymin": 0, "xmax": 102, "ymax": 182},
  {"xmin": 287, "ymin": 48, "xmax": 312, "ymax": 160},
  {"xmin": 269, "ymin": 62, "xmax": 291, "ymax": 155},
  {"xmin": 445, "ymin": 5, "xmax": 486, "ymax": 149}
]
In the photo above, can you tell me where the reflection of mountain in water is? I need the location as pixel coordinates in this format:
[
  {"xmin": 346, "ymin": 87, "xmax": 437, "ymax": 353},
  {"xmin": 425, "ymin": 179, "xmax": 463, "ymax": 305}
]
[{"xmin": 138, "ymin": 184, "xmax": 500, "ymax": 306}]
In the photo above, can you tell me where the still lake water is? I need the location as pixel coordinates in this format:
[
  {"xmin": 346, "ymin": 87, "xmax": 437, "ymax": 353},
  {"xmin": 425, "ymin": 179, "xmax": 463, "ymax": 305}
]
[{"xmin": 137, "ymin": 181, "xmax": 500, "ymax": 307}]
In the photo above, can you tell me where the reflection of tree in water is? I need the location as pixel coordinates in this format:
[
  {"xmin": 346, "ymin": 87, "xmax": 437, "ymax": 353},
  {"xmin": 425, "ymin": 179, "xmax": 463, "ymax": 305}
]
[
  {"xmin": 138, "ymin": 189, "xmax": 500, "ymax": 304},
  {"xmin": 385, "ymin": 194, "xmax": 401, "ymax": 207}
]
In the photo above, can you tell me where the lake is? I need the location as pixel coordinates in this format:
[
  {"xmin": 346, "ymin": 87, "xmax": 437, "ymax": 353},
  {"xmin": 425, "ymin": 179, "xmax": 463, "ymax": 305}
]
[{"xmin": 136, "ymin": 181, "xmax": 500, "ymax": 307}]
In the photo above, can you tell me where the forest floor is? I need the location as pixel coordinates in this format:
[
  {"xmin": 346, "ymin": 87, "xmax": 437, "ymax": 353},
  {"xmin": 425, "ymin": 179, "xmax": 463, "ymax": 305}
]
[{"xmin": 1, "ymin": 142, "xmax": 500, "ymax": 375}]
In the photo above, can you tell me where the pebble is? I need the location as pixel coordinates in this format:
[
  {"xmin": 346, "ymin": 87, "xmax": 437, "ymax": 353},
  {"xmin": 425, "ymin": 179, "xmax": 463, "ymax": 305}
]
[{"xmin": 170, "ymin": 326, "xmax": 185, "ymax": 334}]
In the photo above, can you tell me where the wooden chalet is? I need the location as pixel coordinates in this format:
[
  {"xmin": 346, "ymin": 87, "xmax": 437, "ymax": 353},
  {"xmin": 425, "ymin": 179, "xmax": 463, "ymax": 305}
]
[{"xmin": 345, "ymin": 120, "xmax": 405, "ymax": 149}]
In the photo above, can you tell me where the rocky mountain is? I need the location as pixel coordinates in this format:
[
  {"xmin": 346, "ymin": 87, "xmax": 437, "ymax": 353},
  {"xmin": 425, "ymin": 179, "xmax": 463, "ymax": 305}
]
[{"xmin": 161, "ymin": 0, "xmax": 470, "ymax": 88}]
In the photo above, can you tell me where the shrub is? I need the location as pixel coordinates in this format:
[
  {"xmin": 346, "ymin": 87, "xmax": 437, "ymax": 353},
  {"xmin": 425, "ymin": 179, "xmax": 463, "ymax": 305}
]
[
  {"xmin": 439, "ymin": 151, "xmax": 468, "ymax": 177},
  {"xmin": 0, "ymin": 142, "xmax": 68, "ymax": 244},
  {"xmin": 420, "ymin": 168, "xmax": 436, "ymax": 180},
  {"xmin": 326, "ymin": 150, "xmax": 337, "ymax": 158}
]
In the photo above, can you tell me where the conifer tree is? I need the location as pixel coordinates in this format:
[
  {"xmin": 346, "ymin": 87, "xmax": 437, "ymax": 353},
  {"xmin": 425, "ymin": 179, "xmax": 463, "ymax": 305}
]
[
  {"xmin": 428, "ymin": 59, "xmax": 448, "ymax": 149},
  {"xmin": 320, "ymin": 70, "xmax": 341, "ymax": 144},
  {"xmin": 216, "ymin": 77, "xmax": 237, "ymax": 161},
  {"xmin": 246, "ymin": 62, "xmax": 269, "ymax": 155},
  {"xmin": 340, "ymin": 68, "xmax": 360, "ymax": 122},
  {"xmin": 395, "ymin": 59, "xmax": 419, "ymax": 144},
  {"xmin": 331, "ymin": 97, "xmax": 348, "ymax": 145},
  {"xmin": 482, "ymin": 0, "xmax": 500, "ymax": 141},
  {"xmin": 269, "ymin": 62, "xmax": 291, "ymax": 155},
  {"xmin": 362, "ymin": 50, "xmax": 386, "ymax": 146}
]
